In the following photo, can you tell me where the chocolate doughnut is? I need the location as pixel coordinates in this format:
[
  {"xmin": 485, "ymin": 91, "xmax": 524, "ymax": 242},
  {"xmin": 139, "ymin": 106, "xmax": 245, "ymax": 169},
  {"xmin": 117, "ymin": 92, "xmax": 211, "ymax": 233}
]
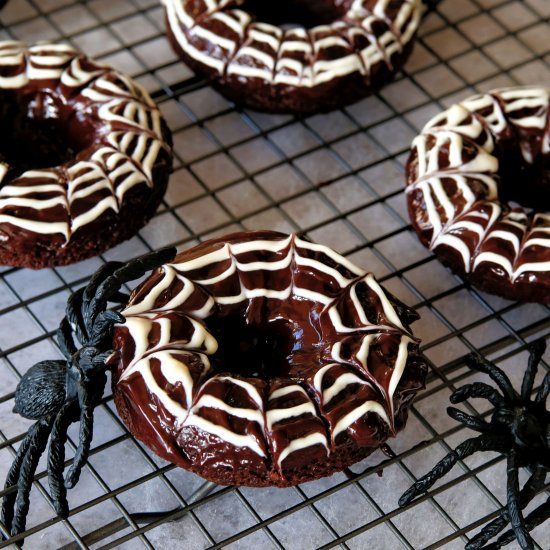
[
  {"xmin": 162, "ymin": 0, "xmax": 422, "ymax": 113},
  {"xmin": 406, "ymin": 87, "xmax": 550, "ymax": 303},
  {"xmin": 112, "ymin": 231, "xmax": 428, "ymax": 487},
  {"xmin": 0, "ymin": 41, "xmax": 172, "ymax": 269}
]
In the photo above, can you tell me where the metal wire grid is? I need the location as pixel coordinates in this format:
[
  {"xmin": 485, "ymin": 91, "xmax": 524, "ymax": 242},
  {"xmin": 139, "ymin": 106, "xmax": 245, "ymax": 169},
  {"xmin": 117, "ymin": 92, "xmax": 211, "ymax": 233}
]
[{"xmin": 0, "ymin": 0, "xmax": 548, "ymax": 548}]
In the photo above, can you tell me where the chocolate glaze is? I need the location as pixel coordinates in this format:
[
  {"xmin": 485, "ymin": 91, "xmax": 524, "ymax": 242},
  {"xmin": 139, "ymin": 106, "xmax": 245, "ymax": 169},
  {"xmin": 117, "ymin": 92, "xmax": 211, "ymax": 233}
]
[
  {"xmin": 406, "ymin": 87, "xmax": 550, "ymax": 303},
  {"xmin": 239, "ymin": 0, "xmax": 349, "ymax": 27},
  {"xmin": 0, "ymin": 42, "xmax": 172, "ymax": 269},
  {"xmin": 163, "ymin": 0, "xmax": 422, "ymax": 114},
  {"xmin": 112, "ymin": 231, "xmax": 428, "ymax": 487}
]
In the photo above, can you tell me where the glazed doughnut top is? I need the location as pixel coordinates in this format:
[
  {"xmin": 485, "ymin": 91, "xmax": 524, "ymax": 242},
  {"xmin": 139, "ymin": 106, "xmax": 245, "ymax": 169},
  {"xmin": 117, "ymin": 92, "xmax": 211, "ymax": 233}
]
[
  {"xmin": 163, "ymin": 0, "xmax": 421, "ymax": 89},
  {"xmin": 0, "ymin": 41, "xmax": 170, "ymax": 247},
  {"xmin": 113, "ymin": 232, "xmax": 427, "ymax": 486},
  {"xmin": 406, "ymin": 87, "xmax": 550, "ymax": 302}
]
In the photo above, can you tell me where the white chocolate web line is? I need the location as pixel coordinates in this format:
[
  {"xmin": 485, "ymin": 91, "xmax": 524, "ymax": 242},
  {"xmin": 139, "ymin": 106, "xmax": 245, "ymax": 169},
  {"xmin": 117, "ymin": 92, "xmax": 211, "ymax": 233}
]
[
  {"xmin": 117, "ymin": 234, "xmax": 418, "ymax": 470},
  {"xmin": 406, "ymin": 87, "xmax": 550, "ymax": 283},
  {"xmin": 0, "ymin": 41, "xmax": 170, "ymax": 241},
  {"xmin": 162, "ymin": 0, "xmax": 421, "ymax": 88}
]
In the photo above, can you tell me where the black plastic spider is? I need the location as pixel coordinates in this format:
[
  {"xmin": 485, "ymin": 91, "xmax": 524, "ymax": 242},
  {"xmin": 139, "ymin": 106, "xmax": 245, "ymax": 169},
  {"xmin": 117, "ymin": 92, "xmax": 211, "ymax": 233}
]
[
  {"xmin": 1, "ymin": 247, "xmax": 176, "ymax": 541},
  {"xmin": 399, "ymin": 339, "xmax": 549, "ymax": 550}
]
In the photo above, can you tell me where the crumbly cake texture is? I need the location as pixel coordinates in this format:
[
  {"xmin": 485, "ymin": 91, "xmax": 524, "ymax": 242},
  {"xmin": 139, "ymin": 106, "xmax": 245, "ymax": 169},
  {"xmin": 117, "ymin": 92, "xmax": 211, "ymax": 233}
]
[
  {"xmin": 0, "ymin": 41, "xmax": 173, "ymax": 269},
  {"xmin": 406, "ymin": 87, "xmax": 550, "ymax": 303},
  {"xmin": 162, "ymin": 0, "xmax": 422, "ymax": 114},
  {"xmin": 112, "ymin": 231, "xmax": 428, "ymax": 487}
]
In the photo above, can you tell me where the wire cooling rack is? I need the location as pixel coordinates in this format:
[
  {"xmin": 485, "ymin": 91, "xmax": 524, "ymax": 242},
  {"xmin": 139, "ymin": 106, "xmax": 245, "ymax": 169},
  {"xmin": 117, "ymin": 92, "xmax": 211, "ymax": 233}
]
[{"xmin": 0, "ymin": 0, "xmax": 549, "ymax": 548}]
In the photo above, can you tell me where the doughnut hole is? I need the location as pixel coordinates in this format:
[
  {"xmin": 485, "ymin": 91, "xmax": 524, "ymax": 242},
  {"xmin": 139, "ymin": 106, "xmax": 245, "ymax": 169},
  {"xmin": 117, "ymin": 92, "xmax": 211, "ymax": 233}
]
[
  {"xmin": 205, "ymin": 298, "xmax": 324, "ymax": 380},
  {"xmin": 0, "ymin": 90, "xmax": 96, "ymax": 178},
  {"xmin": 240, "ymin": 0, "xmax": 351, "ymax": 27},
  {"xmin": 496, "ymin": 139, "xmax": 549, "ymax": 212}
]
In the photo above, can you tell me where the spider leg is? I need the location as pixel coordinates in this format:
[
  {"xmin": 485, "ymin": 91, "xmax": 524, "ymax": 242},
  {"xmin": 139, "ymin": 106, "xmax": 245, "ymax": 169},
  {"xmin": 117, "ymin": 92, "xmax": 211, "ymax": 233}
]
[
  {"xmin": 8, "ymin": 416, "xmax": 55, "ymax": 536},
  {"xmin": 65, "ymin": 262, "xmax": 126, "ymax": 347},
  {"xmin": 56, "ymin": 318, "xmax": 76, "ymax": 361},
  {"xmin": 81, "ymin": 262, "xmax": 123, "ymax": 330},
  {"xmin": 87, "ymin": 247, "xmax": 176, "ymax": 327},
  {"xmin": 466, "ymin": 465, "xmax": 546, "ymax": 550},
  {"xmin": 87, "ymin": 310, "xmax": 125, "ymax": 347},
  {"xmin": 465, "ymin": 354, "xmax": 516, "ymax": 402},
  {"xmin": 521, "ymin": 340, "xmax": 546, "ymax": 401},
  {"xmin": 535, "ymin": 369, "xmax": 550, "ymax": 405},
  {"xmin": 450, "ymin": 382, "xmax": 506, "ymax": 409},
  {"xmin": 505, "ymin": 449, "xmax": 534, "ymax": 550},
  {"xmin": 65, "ymin": 288, "xmax": 88, "ymax": 346},
  {"xmin": 467, "ymin": 517, "xmax": 508, "ymax": 550},
  {"xmin": 47, "ymin": 402, "xmax": 79, "ymax": 518},
  {"xmin": 447, "ymin": 406, "xmax": 491, "ymax": 433},
  {"xmin": 112, "ymin": 247, "xmax": 176, "ymax": 285},
  {"xmin": 1, "ymin": 426, "xmax": 41, "ymax": 531},
  {"xmin": 489, "ymin": 495, "xmax": 550, "ymax": 550},
  {"xmin": 399, "ymin": 434, "xmax": 506, "ymax": 506},
  {"xmin": 82, "ymin": 262, "xmax": 122, "ymax": 305},
  {"xmin": 108, "ymin": 290, "xmax": 130, "ymax": 305},
  {"xmin": 64, "ymin": 401, "xmax": 94, "ymax": 489}
]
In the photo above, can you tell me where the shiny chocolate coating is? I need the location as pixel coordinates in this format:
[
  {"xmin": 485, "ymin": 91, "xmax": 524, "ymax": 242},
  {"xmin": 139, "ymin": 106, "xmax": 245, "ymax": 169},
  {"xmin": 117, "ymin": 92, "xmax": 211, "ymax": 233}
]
[
  {"xmin": 0, "ymin": 41, "xmax": 172, "ymax": 269},
  {"xmin": 162, "ymin": 0, "xmax": 422, "ymax": 114},
  {"xmin": 112, "ymin": 231, "xmax": 428, "ymax": 487},
  {"xmin": 406, "ymin": 87, "xmax": 550, "ymax": 303}
]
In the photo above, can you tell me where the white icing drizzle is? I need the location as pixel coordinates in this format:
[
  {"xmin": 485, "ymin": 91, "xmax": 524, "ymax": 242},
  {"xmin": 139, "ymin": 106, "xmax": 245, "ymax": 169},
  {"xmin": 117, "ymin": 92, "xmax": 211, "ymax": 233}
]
[
  {"xmin": 117, "ymin": 234, "xmax": 421, "ymax": 471},
  {"xmin": 0, "ymin": 41, "xmax": 170, "ymax": 242},
  {"xmin": 277, "ymin": 433, "xmax": 329, "ymax": 467},
  {"xmin": 314, "ymin": 364, "xmax": 371, "ymax": 406},
  {"xmin": 406, "ymin": 87, "xmax": 550, "ymax": 286},
  {"xmin": 184, "ymin": 412, "xmax": 266, "ymax": 457},
  {"xmin": 387, "ymin": 336, "xmax": 413, "ymax": 417},
  {"xmin": 332, "ymin": 401, "xmax": 391, "ymax": 440},
  {"xmin": 122, "ymin": 350, "xmax": 210, "ymax": 417},
  {"xmin": 162, "ymin": 0, "xmax": 421, "ymax": 88}
]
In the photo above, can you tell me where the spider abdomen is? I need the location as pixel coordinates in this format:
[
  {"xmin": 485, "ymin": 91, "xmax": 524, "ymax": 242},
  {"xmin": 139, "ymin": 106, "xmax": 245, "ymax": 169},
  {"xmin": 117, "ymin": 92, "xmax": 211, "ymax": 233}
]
[{"xmin": 13, "ymin": 360, "xmax": 67, "ymax": 420}]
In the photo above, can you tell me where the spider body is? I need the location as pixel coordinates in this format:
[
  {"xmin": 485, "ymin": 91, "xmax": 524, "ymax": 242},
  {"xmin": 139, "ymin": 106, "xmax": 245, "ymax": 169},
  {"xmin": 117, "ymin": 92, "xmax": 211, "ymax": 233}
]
[
  {"xmin": 497, "ymin": 406, "xmax": 549, "ymax": 464},
  {"xmin": 1, "ymin": 247, "xmax": 176, "ymax": 540},
  {"xmin": 399, "ymin": 340, "xmax": 550, "ymax": 550}
]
